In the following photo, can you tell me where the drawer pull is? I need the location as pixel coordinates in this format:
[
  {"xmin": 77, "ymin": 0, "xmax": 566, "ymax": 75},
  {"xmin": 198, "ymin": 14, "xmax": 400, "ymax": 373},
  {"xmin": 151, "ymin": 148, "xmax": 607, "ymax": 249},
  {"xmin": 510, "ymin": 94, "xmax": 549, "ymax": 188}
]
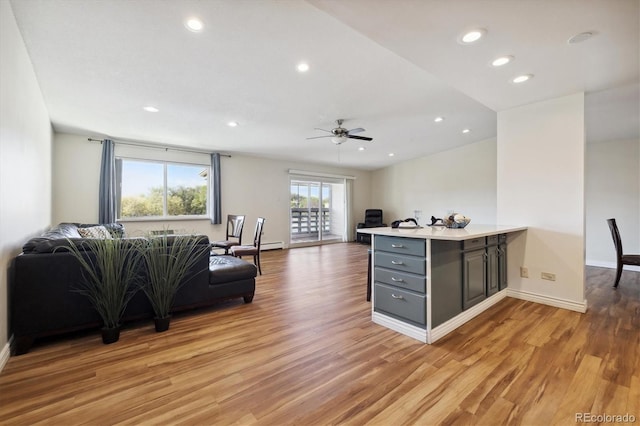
[
  {"xmin": 391, "ymin": 294, "xmax": 405, "ymax": 300},
  {"xmin": 391, "ymin": 244, "xmax": 404, "ymax": 248},
  {"xmin": 391, "ymin": 260, "xmax": 404, "ymax": 265},
  {"xmin": 391, "ymin": 277, "xmax": 405, "ymax": 282}
]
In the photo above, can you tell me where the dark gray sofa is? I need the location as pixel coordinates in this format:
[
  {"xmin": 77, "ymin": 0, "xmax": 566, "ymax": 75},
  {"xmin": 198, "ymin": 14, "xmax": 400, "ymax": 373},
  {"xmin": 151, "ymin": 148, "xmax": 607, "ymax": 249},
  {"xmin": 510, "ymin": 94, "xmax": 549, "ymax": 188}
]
[{"xmin": 10, "ymin": 223, "xmax": 257, "ymax": 355}]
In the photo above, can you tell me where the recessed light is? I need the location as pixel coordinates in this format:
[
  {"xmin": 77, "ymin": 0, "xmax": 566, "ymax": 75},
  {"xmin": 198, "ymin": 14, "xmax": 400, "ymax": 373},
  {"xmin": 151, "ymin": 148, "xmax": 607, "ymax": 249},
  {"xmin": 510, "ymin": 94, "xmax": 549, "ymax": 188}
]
[
  {"xmin": 227, "ymin": 121, "xmax": 239, "ymax": 127},
  {"xmin": 388, "ymin": 153, "xmax": 395, "ymax": 157},
  {"xmin": 185, "ymin": 18, "xmax": 204, "ymax": 32},
  {"xmin": 568, "ymin": 32, "xmax": 593, "ymax": 44},
  {"xmin": 358, "ymin": 146, "xmax": 365, "ymax": 151},
  {"xmin": 434, "ymin": 116, "xmax": 444, "ymax": 123},
  {"xmin": 491, "ymin": 55, "xmax": 514, "ymax": 67},
  {"xmin": 458, "ymin": 28, "xmax": 486, "ymax": 44},
  {"xmin": 462, "ymin": 129, "xmax": 471, "ymax": 134},
  {"xmin": 143, "ymin": 106, "xmax": 159, "ymax": 113},
  {"xmin": 297, "ymin": 63, "xmax": 309, "ymax": 73},
  {"xmin": 512, "ymin": 74, "xmax": 533, "ymax": 84}
]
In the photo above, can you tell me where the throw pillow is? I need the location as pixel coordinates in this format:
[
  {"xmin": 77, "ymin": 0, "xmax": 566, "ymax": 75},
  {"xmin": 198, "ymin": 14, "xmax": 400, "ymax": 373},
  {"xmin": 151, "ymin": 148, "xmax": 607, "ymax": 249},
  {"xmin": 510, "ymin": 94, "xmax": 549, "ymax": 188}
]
[{"xmin": 77, "ymin": 225, "xmax": 113, "ymax": 239}]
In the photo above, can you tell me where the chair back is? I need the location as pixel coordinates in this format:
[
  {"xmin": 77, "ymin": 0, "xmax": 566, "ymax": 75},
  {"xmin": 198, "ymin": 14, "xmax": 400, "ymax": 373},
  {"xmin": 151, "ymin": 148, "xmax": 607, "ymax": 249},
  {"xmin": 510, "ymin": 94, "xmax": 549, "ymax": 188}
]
[
  {"xmin": 226, "ymin": 215, "xmax": 245, "ymax": 242},
  {"xmin": 364, "ymin": 209, "xmax": 383, "ymax": 227},
  {"xmin": 607, "ymin": 218, "xmax": 623, "ymax": 261},
  {"xmin": 252, "ymin": 217, "xmax": 266, "ymax": 249}
]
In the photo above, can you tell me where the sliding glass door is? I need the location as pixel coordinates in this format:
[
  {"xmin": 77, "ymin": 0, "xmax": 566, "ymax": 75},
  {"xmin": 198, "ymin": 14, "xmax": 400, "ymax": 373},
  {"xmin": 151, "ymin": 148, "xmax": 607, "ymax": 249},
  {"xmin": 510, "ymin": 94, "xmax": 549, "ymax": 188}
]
[{"xmin": 290, "ymin": 176, "xmax": 346, "ymax": 246}]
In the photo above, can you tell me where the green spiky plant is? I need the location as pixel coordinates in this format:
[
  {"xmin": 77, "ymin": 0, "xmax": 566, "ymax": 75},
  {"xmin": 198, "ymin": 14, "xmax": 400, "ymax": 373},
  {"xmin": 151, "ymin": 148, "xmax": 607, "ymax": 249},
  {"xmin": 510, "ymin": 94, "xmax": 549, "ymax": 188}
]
[
  {"xmin": 63, "ymin": 237, "xmax": 144, "ymax": 342},
  {"xmin": 142, "ymin": 233, "xmax": 209, "ymax": 331}
]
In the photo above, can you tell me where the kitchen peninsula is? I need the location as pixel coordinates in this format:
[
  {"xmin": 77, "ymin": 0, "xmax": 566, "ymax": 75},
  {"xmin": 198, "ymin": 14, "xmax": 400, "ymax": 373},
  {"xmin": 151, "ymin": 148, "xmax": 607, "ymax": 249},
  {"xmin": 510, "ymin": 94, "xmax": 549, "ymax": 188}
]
[{"xmin": 358, "ymin": 225, "xmax": 527, "ymax": 343}]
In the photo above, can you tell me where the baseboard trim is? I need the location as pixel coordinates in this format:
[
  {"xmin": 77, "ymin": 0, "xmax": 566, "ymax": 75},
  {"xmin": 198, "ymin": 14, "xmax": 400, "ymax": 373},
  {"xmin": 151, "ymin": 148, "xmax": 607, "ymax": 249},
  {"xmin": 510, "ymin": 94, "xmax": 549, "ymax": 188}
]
[
  {"xmin": 507, "ymin": 288, "xmax": 587, "ymax": 313},
  {"xmin": 586, "ymin": 260, "xmax": 640, "ymax": 272},
  {"xmin": 0, "ymin": 336, "xmax": 13, "ymax": 374},
  {"xmin": 372, "ymin": 312, "xmax": 427, "ymax": 343}
]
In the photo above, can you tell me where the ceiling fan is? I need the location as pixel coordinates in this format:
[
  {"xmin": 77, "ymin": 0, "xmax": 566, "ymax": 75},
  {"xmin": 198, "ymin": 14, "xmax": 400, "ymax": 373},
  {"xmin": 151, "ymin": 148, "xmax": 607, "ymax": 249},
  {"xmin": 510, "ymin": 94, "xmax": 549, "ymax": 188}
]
[{"xmin": 307, "ymin": 119, "xmax": 373, "ymax": 145}]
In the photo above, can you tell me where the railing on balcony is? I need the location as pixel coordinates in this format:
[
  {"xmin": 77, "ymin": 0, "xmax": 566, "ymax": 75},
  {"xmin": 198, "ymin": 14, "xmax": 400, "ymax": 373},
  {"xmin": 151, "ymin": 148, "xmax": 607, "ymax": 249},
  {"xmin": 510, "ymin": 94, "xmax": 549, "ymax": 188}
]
[{"xmin": 291, "ymin": 207, "xmax": 331, "ymax": 239}]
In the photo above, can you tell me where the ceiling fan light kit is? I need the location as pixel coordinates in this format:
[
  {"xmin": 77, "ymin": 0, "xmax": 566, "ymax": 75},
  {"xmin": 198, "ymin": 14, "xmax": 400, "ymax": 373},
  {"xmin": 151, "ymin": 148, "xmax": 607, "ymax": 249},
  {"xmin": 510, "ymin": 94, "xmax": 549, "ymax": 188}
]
[{"xmin": 307, "ymin": 119, "xmax": 373, "ymax": 145}]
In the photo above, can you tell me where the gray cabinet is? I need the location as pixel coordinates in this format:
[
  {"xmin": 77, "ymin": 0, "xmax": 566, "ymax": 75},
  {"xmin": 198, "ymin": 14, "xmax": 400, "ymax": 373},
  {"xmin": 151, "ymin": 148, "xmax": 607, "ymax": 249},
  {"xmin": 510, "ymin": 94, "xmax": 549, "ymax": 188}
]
[
  {"xmin": 373, "ymin": 235, "xmax": 426, "ymax": 327},
  {"xmin": 463, "ymin": 234, "xmax": 508, "ymax": 309},
  {"xmin": 373, "ymin": 233, "xmax": 508, "ymax": 331},
  {"xmin": 430, "ymin": 240, "xmax": 462, "ymax": 327},
  {"xmin": 462, "ymin": 247, "xmax": 487, "ymax": 309},
  {"xmin": 487, "ymin": 234, "xmax": 508, "ymax": 294}
]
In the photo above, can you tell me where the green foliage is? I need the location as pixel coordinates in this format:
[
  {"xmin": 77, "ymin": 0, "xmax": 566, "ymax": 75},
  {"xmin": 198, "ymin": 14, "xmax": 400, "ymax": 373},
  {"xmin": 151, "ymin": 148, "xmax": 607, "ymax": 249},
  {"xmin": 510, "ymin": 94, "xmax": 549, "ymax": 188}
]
[
  {"xmin": 63, "ymin": 237, "xmax": 144, "ymax": 329},
  {"xmin": 290, "ymin": 194, "xmax": 321, "ymax": 208},
  {"xmin": 121, "ymin": 185, "xmax": 206, "ymax": 218},
  {"xmin": 141, "ymin": 233, "xmax": 209, "ymax": 319}
]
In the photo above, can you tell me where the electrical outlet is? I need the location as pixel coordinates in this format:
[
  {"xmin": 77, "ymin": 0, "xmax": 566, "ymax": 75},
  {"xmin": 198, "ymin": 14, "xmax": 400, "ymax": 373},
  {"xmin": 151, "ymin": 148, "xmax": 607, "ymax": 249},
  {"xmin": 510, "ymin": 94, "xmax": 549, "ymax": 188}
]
[
  {"xmin": 520, "ymin": 267, "xmax": 529, "ymax": 278},
  {"xmin": 541, "ymin": 272, "xmax": 556, "ymax": 281}
]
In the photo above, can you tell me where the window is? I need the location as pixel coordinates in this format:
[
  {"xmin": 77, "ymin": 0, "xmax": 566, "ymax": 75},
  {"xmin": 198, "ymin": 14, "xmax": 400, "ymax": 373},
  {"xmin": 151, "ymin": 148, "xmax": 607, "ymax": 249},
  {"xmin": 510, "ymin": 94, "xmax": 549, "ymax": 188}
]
[{"xmin": 116, "ymin": 158, "xmax": 209, "ymax": 219}]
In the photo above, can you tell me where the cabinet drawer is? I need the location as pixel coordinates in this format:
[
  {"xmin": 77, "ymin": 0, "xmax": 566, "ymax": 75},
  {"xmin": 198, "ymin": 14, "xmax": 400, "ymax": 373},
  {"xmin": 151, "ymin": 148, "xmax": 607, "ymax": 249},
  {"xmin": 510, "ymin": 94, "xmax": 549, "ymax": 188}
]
[
  {"xmin": 374, "ymin": 283, "xmax": 426, "ymax": 326},
  {"xmin": 375, "ymin": 235, "xmax": 425, "ymax": 257},
  {"xmin": 486, "ymin": 234, "xmax": 507, "ymax": 246},
  {"xmin": 375, "ymin": 252, "xmax": 426, "ymax": 276},
  {"xmin": 462, "ymin": 237, "xmax": 485, "ymax": 251},
  {"xmin": 374, "ymin": 267, "xmax": 425, "ymax": 293}
]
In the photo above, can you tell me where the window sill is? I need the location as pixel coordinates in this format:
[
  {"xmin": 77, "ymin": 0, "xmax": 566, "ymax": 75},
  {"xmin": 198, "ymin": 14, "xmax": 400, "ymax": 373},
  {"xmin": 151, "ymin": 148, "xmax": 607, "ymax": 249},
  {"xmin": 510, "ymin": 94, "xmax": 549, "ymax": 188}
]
[{"xmin": 118, "ymin": 216, "xmax": 210, "ymax": 223}]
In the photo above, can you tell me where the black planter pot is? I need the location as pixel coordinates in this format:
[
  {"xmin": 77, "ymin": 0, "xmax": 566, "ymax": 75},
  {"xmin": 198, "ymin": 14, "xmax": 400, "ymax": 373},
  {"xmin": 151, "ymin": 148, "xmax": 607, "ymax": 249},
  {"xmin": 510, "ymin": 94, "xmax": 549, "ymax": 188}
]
[
  {"xmin": 154, "ymin": 316, "xmax": 171, "ymax": 332},
  {"xmin": 101, "ymin": 326, "xmax": 120, "ymax": 344}
]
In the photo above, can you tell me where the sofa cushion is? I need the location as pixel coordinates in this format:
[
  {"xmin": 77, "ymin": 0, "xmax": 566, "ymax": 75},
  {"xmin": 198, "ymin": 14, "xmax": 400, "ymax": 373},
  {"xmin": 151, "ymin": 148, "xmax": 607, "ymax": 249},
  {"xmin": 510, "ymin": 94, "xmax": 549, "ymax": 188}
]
[
  {"xmin": 77, "ymin": 225, "xmax": 113, "ymax": 239},
  {"xmin": 22, "ymin": 222, "xmax": 126, "ymax": 253},
  {"xmin": 209, "ymin": 255, "xmax": 257, "ymax": 285}
]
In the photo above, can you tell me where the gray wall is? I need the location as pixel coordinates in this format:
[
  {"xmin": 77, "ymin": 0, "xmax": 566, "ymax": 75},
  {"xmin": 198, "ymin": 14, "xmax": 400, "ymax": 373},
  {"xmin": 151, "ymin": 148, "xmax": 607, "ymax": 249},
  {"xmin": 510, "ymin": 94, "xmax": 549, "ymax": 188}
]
[
  {"xmin": 586, "ymin": 138, "xmax": 640, "ymax": 267},
  {"xmin": 0, "ymin": 1, "xmax": 53, "ymax": 365}
]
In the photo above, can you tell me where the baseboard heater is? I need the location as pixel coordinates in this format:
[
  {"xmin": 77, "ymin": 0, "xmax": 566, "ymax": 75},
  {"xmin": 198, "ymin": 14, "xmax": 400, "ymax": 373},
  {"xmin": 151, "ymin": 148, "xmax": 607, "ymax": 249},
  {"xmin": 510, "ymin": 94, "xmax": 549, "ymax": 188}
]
[{"xmin": 261, "ymin": 241, "xmax": 285, "ymax": 251}]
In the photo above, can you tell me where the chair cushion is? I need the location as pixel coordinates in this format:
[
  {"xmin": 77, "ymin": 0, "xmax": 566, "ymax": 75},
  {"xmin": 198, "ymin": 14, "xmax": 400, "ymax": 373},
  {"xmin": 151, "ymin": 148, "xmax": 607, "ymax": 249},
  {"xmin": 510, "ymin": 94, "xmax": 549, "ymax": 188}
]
[
  {"xmin": 621, "ymin": 254, "xmax": 640, "ymax": 266},
  {"xmin": 211, "ymin": 240, "xmax": 239, "ymax": 249},
  {"xmin": 209, "ymin": 255, "xmax": 257, "ymax": 284},
  {"xmin": 230, "ymin": 245, "xmax": 257, "ymax": 257}
]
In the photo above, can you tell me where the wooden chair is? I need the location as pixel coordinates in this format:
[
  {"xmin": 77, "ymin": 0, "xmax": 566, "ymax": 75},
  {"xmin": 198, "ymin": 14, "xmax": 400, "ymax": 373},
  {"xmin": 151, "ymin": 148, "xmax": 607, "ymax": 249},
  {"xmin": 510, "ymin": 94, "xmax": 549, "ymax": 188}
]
[
  {"xmin": 230, "ymin": 217, "xmax": 266, "ymax": 275},
  {"xmin": 211, "ymin": 215, "xmax": 245, "ymax": 254},
  {"xmin": 607, "ymin": 218, "xmax": 640, "ymax": 288}
]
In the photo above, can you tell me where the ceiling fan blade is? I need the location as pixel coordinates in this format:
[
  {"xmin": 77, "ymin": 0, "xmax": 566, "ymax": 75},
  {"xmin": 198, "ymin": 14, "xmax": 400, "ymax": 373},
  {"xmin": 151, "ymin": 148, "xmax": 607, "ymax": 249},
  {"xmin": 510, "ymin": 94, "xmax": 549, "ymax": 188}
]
[
  {"xmin": 306, "ymin": 135, "xmax": 333, "ymax": 140},
  {"xmin": 347, "ymin": 135, "xmax": 373, "ymax": 141},
  {"xmin": 347, "ymin": 127, "xmax": 365, "ymax": 134},
  {"xmin": 313, "ymin": 128, "xmax": 332, "ymax": 133}
]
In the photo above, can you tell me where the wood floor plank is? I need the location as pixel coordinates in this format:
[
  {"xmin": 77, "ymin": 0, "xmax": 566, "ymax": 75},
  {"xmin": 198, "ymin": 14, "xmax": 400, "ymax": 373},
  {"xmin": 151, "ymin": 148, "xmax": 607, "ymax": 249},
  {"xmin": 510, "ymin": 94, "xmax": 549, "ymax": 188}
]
[{"xmin": 0, "ymin": 243, "xmax": 638, "ymax": 425}]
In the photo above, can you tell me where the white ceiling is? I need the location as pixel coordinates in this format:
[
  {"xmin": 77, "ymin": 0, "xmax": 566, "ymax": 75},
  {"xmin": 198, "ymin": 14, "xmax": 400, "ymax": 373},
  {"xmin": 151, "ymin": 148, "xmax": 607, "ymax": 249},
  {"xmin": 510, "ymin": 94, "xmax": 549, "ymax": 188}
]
[{"xmin": 9, "ymin": 0, "xmax": 640, "ymax": 170}]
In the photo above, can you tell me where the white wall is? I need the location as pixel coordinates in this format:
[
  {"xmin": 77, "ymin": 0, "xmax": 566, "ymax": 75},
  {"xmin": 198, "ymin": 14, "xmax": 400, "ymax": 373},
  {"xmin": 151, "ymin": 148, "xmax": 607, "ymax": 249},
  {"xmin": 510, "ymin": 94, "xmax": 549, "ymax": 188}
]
[
  {"xmin": 52, "ymin": 132, "xmax": 372, "ymax": 246},
  {"xmin": 586, "ymin": 138, "xmax": 639, "ymax": 268},
  {"xmin": 0, "ymin": 1, "xmax": 53, "ymax": 365},
  {"xmin": 371, "ymin": 138, "xmax": 497, "ymax": 226},
  {"xmin": 497, "ymin": 93, "xmax": 585, "ymax": 310}
]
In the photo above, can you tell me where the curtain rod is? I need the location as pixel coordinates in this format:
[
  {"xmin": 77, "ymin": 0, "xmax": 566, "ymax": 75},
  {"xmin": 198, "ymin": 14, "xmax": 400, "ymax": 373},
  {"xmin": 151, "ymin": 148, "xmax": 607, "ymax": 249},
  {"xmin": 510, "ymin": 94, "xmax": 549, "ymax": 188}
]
[{"xmin": 87, "ymin": 138, "xmax": 231, "ymax": 157}]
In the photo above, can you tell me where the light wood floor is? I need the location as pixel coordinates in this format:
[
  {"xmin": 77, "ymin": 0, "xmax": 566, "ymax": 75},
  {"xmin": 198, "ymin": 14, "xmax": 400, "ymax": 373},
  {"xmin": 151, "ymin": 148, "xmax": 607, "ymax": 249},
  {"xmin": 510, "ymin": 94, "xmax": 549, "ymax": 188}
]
[{"xmin": 0, "ymin": 243, "xmax": 638, "ymax": 425}]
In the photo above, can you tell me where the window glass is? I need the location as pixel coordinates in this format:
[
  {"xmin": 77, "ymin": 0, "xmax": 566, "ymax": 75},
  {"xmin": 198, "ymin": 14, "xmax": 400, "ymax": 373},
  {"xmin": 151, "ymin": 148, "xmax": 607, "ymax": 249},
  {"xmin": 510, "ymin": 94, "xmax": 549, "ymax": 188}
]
[
  {"xmin": 117, "ymin": 159, "xmax": 208, "ymax": 219},
  {"xmin": 167, "ymin": 163, "xmax": 208, "ymax": 216}
]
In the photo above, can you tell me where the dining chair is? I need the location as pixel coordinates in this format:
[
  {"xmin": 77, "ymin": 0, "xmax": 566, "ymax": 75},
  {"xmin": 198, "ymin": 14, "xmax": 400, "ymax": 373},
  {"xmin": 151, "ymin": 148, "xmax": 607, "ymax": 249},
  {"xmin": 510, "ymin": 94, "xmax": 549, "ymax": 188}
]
[
  {"xmin": 607, "ymin": 218, "xmax": 640, "ymax": 288},
  {"xmin": 211, "ymin": 214, "xmax": 245, "ymax": 254},
  {"xmin": 230, "ymin": 217, "xmax": 266, "ymax": 275}
]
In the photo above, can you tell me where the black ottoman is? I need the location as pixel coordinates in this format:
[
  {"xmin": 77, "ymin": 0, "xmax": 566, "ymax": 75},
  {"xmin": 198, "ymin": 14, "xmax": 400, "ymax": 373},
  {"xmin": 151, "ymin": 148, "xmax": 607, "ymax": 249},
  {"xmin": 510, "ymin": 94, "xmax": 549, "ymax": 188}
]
[{"xmin": 208, "ymin": 255, "xmax": 257, "ymax": 303}]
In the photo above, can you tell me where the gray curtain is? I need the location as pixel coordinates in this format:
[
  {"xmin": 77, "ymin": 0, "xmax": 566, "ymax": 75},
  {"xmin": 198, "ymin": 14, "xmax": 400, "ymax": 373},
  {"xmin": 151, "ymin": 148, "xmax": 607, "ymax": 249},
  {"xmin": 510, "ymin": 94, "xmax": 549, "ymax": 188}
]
[
  {"xmin": 210, "ymin": 153, "xmax": 222, "ymax": 224},
  {"xmin": 98, "ymin": 139, "xmax": 117, "ymax": 224}
]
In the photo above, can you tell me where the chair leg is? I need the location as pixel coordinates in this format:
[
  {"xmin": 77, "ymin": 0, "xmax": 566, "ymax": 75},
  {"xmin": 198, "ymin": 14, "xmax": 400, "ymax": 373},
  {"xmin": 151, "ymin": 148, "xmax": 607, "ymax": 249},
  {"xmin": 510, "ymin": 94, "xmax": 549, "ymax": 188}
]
[
  {"xmin": 254, "ymin": 253, "xmax": 262, "ymax": 275},
  {"xmin": 613, "ymin": 261, "xmax": 623, "ymax": 288}
]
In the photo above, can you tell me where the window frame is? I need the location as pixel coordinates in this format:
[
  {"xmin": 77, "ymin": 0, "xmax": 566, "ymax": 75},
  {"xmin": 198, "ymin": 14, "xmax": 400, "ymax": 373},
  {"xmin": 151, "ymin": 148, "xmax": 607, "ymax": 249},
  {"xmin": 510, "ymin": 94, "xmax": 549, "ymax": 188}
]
[{"xmin": 116, "ymin": 156, "xmax": 211, "ymax": 221}]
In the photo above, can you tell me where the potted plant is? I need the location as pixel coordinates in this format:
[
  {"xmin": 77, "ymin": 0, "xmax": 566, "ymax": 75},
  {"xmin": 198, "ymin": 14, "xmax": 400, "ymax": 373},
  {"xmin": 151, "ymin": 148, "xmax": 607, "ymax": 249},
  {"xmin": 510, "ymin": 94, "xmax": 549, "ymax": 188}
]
[
  {"xmin": 141, "ymin": 233, "xmax": 209, "ymax": 332},
  {"xmin": 64, "ymin": 236, "xmax": 144, "ymax": 344}
]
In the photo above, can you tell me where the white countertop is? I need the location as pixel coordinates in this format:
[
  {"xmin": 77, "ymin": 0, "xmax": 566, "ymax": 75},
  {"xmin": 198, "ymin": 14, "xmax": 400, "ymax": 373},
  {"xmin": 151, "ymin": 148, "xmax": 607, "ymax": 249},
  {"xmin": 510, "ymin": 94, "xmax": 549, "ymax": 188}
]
[{"xmin": 357, "ymin": 224, "xmax": 527, "ymax": 241}]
